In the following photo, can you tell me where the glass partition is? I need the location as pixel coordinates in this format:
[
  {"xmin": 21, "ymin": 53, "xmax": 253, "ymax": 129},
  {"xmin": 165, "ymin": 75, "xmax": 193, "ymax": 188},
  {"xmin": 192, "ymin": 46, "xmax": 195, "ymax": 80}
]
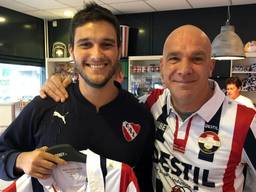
[{"xmin": 0, "ymin": 63, "xmax": 45, "ymax": 103}]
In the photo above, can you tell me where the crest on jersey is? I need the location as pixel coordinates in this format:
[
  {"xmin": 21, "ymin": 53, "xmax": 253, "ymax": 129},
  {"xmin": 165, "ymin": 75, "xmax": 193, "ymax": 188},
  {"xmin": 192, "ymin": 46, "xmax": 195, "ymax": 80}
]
[
  {"xmin": 122, "ymin": 121, "xmax": 141, "ymax": 142},
  {"xmin": 198, "ymin": 131, "xmax": 221, "ymax": 154}
]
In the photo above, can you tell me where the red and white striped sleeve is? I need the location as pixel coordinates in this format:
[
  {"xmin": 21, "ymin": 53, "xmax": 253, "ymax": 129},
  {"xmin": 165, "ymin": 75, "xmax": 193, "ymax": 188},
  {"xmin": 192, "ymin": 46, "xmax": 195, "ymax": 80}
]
[{"xmin": 3, "ymin": 174, "xmax": 33, "ymax": 192}]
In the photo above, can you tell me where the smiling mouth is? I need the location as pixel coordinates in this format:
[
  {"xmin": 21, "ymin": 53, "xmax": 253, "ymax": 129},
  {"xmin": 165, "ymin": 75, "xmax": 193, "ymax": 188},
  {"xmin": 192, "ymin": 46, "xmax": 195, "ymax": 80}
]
[
  {"xmin": 173, "ymin": 80, "xmax": 196, "ymax": 84},
  {"xmin": 85, "ymin": 63, "xmax": 107, "ymax": 69}
]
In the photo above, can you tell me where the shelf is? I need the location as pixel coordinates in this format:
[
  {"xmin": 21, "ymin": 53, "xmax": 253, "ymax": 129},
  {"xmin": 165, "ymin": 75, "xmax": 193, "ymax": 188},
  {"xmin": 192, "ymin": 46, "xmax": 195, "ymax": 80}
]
[
  {"xmin": 245, "ymin": 52, "xmax": 256, "ymax": 57},
  {"xmin": 45, "ymin": 57, "xmax": 73, "ymax": 78},
  {"xmin": 241, "ymin": 90, "xmax": 256, "ymax": 92},
  {"xmin": 130, "ymin": 72, "xmax": 160, "ymax": 75},
  {"xmin": 46, "ymin": 57, "xmax": 72, "ymax": 63},
  {"xmin": 231, "ymin": 55, "xmax": 256, "ymax": 103},
  {"xmin": 128, "ymin": 55, "xmax": 162, "ymax": 97},
  {"xmin": 232, "ymin": 71, "xmax": 256, "ymax": 74},
  {"xmin": 129, "ymin": 55, "xmax": 161, "ymax": 61}
]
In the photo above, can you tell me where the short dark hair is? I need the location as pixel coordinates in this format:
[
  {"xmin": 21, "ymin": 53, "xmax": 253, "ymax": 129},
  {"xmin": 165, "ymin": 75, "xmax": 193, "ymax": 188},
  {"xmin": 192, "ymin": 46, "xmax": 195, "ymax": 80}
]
[
  {"xmin": 69, "ymin": 2, "xmax": 121, "ymax": 48},
  {"xmin": 226, "ymin": 77, "xmax": 242, "ymax": 88}
]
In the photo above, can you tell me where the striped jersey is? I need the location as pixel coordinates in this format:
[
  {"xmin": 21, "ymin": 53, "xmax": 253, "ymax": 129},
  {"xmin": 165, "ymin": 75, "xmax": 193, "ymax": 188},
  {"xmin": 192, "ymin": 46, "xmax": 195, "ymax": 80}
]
[
  {"xmin": 3, "ymin": 149, "xmax": 139, "ymax": 192},
  {"xmin": 141, "ymin": 80, "xmax": 256, "ymax": 192}
]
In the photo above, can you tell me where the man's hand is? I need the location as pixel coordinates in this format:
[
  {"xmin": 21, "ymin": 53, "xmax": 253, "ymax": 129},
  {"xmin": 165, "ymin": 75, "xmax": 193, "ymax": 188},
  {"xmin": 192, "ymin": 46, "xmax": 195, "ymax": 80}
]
[
  {"xmin": 40, "ymin": 74, "xmax": 72, "ymax": 102},
  {"xmin": 15, "ymin": 146, "xmax": 66, "ymax": 179}
]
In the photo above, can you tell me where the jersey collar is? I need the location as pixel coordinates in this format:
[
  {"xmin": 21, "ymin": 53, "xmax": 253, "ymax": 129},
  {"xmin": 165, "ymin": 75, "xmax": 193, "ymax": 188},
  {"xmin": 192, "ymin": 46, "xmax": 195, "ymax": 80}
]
[
  {"xmin": 194, "ymin": 80, "xmax": 225, "ymax": 122},
  {"xmin": 167, "ymin": 80, "xmax": 225, "ymax": 122}
]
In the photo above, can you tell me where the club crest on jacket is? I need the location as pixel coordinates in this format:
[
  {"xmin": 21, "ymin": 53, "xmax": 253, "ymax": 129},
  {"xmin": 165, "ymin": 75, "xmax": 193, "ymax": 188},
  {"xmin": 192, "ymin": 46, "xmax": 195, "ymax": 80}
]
[{"xmin": 122, "ymin": 121, "xmax": 141, "ymax": 142}]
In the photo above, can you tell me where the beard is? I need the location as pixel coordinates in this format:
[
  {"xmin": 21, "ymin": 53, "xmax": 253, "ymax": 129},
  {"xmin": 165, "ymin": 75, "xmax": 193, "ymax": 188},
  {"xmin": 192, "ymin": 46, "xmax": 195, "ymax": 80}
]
[{"xmin": 73, "ymin": 58, "xmax": 118, "ymax": 89}]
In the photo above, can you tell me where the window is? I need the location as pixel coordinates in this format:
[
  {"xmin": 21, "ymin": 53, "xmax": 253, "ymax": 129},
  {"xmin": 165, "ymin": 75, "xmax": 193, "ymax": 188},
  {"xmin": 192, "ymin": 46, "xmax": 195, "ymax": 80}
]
[{"xmin": 0, "ymin": 63, "xmax": 45, "ymax": 102}]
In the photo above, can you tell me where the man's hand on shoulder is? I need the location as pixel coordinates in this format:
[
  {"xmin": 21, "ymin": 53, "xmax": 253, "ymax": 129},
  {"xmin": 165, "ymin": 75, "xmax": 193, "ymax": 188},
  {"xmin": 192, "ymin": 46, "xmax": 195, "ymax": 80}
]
[{"xmin": 40, "ymin": 74, "xmax": 72, "ymax": 103}]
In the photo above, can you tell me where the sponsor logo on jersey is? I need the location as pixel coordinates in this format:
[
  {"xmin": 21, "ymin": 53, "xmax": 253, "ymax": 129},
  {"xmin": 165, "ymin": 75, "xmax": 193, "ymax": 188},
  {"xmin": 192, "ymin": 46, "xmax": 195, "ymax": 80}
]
[
  {"xmin": 198, "ymin": 131, "xmax": 221, "ymax": 154},
  {"xmin": 122, "ymin": 121, "xmax": 141, "ymax": 142},
  {"xmin": 154, "ymin": 150, "xmax": 216, "ymax": 191},
  {"xmin": 53, "ymin": 111, "xmax": 69, "ymax": 124},
  {"xmin": 204, "ymin": 124, "xmax": 219, "ymax": 131}
]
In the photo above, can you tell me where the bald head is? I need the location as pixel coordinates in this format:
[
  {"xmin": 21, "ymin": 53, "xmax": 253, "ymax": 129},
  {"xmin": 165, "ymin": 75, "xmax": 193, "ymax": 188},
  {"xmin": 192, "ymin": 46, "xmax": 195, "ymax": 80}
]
[
  {"xmin": 160, "ymin": 25, "xmax": 215, "ymax": 113},
  {"xmin": 163, "ymin": 25, "xmax": 212, "ymax": 57}
]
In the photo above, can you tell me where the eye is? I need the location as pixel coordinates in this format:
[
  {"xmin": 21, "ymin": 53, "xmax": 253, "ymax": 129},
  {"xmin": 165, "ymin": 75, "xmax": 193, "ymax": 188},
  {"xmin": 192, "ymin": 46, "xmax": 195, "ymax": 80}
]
[
  {"xmin": 101, "ymin": 42, "xmax": 115, "ymax": 49},
  {"xmin": 79, "ymin": 41, "xmax": 92, "ymax": 49},
  {"xmin": 192, "ymin": 56, "xmax": 204, "ymax": 64},
  {"xmin": 167, "ymin": 56, "xmax": 180, "ymax": 64}
]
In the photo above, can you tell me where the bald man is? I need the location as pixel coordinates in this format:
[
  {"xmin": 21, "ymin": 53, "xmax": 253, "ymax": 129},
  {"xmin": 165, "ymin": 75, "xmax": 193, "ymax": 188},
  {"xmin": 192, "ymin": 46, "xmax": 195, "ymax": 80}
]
[
  {"xmin": 41, "ymin": 25, "xmax": 256, "ymax": 191},
  {"xmin": 143, "ymin": 25, "xmax": 256, "ymax": 192}
]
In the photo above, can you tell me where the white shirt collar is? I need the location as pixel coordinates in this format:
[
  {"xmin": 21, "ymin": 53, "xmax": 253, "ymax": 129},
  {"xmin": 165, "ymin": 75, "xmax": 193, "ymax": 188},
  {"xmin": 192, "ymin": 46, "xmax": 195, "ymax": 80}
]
[
  {"xmin": 167, "ymin": 80, "xmax": 225, "ymax": 122},
  {"xmin": 196, "ymin": 80, "xmax": 225, "ymax": 122}
]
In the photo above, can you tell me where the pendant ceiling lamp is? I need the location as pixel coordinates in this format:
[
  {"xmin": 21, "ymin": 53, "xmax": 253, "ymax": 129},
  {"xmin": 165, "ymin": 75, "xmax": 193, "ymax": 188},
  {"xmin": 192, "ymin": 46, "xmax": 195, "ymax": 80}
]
[{"xmin": 212, "ymin": 5, "xmax": 245, "ymax": 60}]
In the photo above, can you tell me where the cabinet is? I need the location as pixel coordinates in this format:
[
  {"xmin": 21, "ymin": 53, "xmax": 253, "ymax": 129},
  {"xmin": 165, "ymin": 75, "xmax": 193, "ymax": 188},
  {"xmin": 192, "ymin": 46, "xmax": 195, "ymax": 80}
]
[
  {"xmin": 231, "ymin": 52, "xmax": 256, "ymax": 103},
  {"xmin": 128, "ymin": 55, "xmax": 162, "ymax": 97},
  {"xmin": 0, "ymin": 102, "xmax": 27, "ymax": 134},
  {"xmin": 0, "ymin": 7, "xmax": 44, "ymax": 66},
  {"xmin": 45, "ymin": 57, "xmax": 73, "ymax": 79}
]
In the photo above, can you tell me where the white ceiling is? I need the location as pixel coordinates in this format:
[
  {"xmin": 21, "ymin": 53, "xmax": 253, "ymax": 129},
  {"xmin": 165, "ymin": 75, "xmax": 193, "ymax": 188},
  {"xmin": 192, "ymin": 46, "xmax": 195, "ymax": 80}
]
[{"xmin": 0, "ymin": 0, "xmax": 256, "ymax": 20}]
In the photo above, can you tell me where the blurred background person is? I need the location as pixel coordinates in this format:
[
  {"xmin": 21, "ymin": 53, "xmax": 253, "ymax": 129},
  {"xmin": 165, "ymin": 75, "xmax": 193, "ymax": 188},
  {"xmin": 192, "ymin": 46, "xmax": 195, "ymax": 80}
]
[
  {"xmin": 226, "ymin": 76, "xmax": 255, "ymax": 109},
  {"xmin": 114, "ymin": 62, "xmax": 125, "ymax": 84}
]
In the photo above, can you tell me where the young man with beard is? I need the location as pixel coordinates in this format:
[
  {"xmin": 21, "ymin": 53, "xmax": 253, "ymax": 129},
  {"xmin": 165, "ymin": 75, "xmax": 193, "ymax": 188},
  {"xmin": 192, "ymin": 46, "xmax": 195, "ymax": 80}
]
[
  {"xmin": 0, "ymin": 3, "xmax": 154, "ymax": 191},
  {"xmin": 42, "ymin": 25, "xmax": 256, "ymax": 192}
]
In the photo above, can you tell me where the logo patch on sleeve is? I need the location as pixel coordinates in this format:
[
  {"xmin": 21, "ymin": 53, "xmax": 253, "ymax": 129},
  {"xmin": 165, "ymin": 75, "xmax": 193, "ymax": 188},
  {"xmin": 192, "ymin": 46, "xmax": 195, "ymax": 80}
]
[{"xmin": 122, "ymin": 121, "xmax": 141, "ymax": 142}]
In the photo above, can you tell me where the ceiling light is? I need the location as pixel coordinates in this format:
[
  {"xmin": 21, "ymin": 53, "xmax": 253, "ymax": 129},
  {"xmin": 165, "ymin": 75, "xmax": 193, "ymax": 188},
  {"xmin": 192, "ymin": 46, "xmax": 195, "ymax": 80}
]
[
  {"xmin": 24, "ymin": 24, "xmax": 32, "ymax": 29},
  {"xmin": 0, "ymin": 17, "xmax": 6, "ymax": 23},
  {"xmin": 212, "ymin": 6, "xmax": 245, "ymax": 60},
  {"xmin": 64, "ymin": 10, "xmax": 74, "ymax": 18},
  {"xmin": 139, "ymin": 28, "xmax": 145, "ymax": 34}
]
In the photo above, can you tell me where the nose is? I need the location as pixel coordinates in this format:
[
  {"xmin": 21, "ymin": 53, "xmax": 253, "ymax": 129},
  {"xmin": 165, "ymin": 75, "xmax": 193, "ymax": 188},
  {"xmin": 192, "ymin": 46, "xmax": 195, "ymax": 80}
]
[
  {"xmin": 90, "ymin": 45, "xmax": 104, "ymax": 61},
  {"xmin": 177, "ymin": 58, "xmax": 192, "ymax": 75}
]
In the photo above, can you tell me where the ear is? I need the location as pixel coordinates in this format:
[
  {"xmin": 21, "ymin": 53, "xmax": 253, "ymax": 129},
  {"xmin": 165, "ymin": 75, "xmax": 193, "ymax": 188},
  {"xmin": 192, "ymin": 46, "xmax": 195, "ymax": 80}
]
[
  {"xmin": 159, "ymin": 57, "xmax": 164, "ymax": 82},
  {"xmin": 68, "ymin": 44, "xmax": 75, "ymax": 68},
  {"xmin": 68, "ymin": 44, "xmax": 73, "ymax": 56},
  {"xmin": 118, "ymin": 46, "xmax": 122, "ymax": 60},
  {"xmin": 209, "ymin": 59, "xmax": 216, "ymax": 77}
]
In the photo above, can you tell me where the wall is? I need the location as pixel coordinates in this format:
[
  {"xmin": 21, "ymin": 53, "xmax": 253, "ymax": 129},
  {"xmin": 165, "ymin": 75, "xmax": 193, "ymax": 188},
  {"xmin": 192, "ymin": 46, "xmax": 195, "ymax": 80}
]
[
  {"xmin": 48, "ymin": 4, "xmax": 256, "ymax": 57},
  {"xmin": 117, "ymin": 13, "xmax": 153, "ymax": 56},
  {"xmin": 117, "ymin": 4, "xmax": 256, "ymax": 55},
  {"xmin": 47, "ymin": 4, "xmax": 256, "ymax": 82},
  {"xmin": 117, "ymin": 4, "xmax": 255, "ymax": 84}
]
